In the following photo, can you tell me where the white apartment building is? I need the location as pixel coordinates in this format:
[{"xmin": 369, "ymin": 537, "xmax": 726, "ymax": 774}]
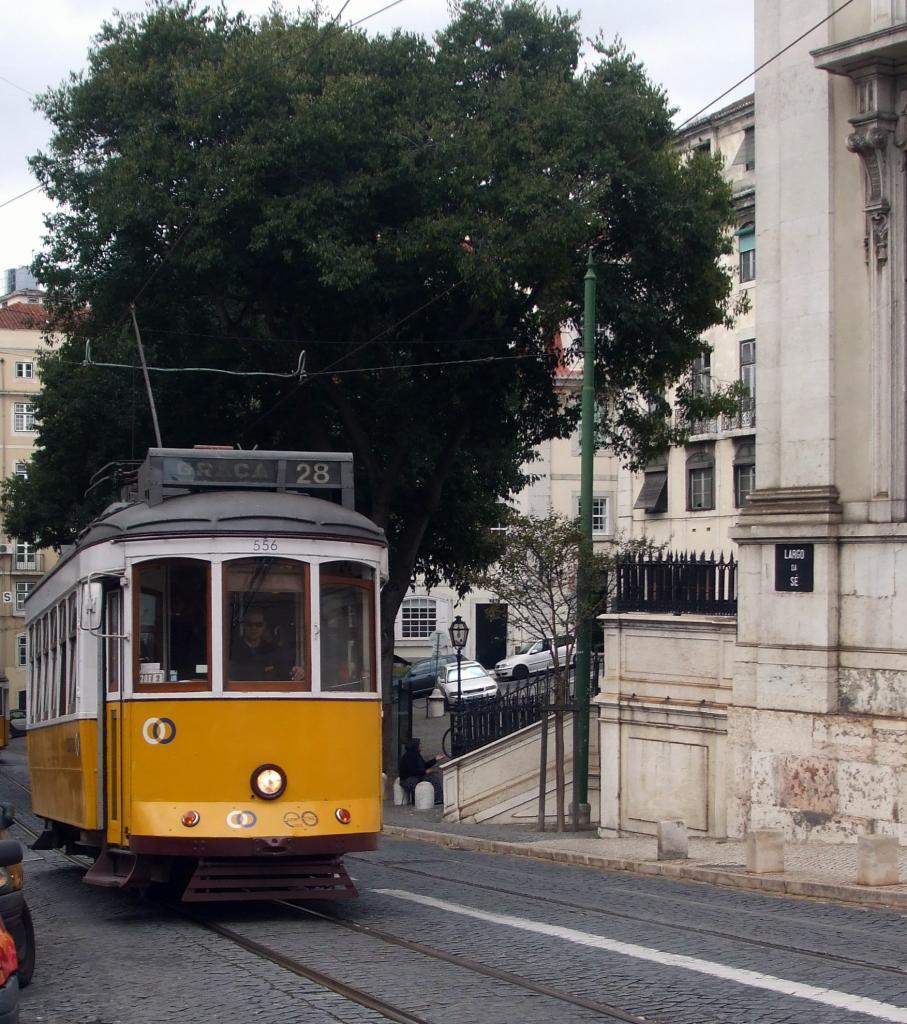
[{"xmin": 618, "ymin": 95, "xmax": 756, "ymax": 558}]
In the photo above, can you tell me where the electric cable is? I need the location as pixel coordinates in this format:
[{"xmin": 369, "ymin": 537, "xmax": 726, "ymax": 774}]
[{"xmin": 676, "ymin": 0, "xmax": 856, "ymax": 131}]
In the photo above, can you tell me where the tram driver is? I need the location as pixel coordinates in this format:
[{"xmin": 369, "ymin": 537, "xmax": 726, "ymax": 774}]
[{"xmin": 230, "ymin": 609, "xmax": 304, "ymax": 682}]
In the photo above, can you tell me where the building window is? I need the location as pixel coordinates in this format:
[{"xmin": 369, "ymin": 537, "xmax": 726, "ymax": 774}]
[
  {"xmin": 687, "ymin": 449, "xmax": 715, "ymax": 511},
  {"xmin": 733, "ymin": 126, "xmax": 755, "ymax": 171},
  {"xmin": 16, "ymin": 634, "xmax": 27, "ymax": 668},
  {"xmin": 740, "ymin": 339, "xmax": 756, "ymax": 426},
  {"xmin": 15, "ymin": 541, "xmax": 36, "ymax": 571},
  {"xmin": 734, "ymin": 440, "xmax": 756, "ymax": 507},
  {"xmin": 634, "ymin": 452, "xmax": 669, "ymax": 514},
  {"xmin": 692, "ymin": 352, "xmax": 711, "ymax": 396},
  {"xmin": 738, "ymin": 224, "xmax": 755, "ymax": 282},
  {"xmin": 576, "ymin": 495, "xmax": 610, "ymax": 534},
  {"xmin": 12, "ymin": 461, "xmax": 28, "ymax": 480},
  {"xmin": 15, "ymin": 362, "xmax": 33, "ymax": 380},
  {"xmin": 15, "ymin": 583, "xmax": 32, "ymax": 611},
  {"xmin": 13, "ymin": 404, "xmax": 34, "ymax": 433},
  {"xmin": 401, "ymin": 597, "xmax": 437, "ymax": 639}
]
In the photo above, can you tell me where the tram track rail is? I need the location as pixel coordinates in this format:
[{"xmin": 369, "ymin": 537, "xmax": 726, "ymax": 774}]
[
  {"xmin": 353, "ymin": 854, "xmax": 907, "ymax": 980},
  {"xmin": 10, "ymin": 813, "xmax": 651, "ymax": 1023},
  {"xmin": 275, "ymin": 899, "xmax": 651, "ymax": 1023},
  {"xmin": 161, "ymin": 893, "xmax": 652, "ymax": 1024}
]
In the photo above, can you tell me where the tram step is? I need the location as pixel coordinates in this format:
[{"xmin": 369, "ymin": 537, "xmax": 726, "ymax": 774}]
[
  {"xmin": 83, "ymin": 848, "xmax": 152, "ymax": 889},
  {"xmin": 182, "ymin": 857, "xmax": 359, "ymax": 902}
]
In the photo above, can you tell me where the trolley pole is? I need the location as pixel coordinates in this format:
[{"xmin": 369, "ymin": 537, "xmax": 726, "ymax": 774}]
[{"xmin": 572, "ymin": 251, "xmax": 596, "ymax": 829}]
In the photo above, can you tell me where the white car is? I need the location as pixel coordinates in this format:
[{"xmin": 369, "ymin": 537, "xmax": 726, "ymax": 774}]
[
  {"xmin": 494, "ymin": 636, "xmax": 572, "ymax": 681},
  {"xmin": 437, "ymin": 661, "xmax": 498, "ymax": 705}
]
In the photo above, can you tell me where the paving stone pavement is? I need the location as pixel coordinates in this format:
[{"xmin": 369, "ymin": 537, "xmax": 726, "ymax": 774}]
[{"xmin": 382, "ymin": 801, "xmax": 907, "ymax": 911}]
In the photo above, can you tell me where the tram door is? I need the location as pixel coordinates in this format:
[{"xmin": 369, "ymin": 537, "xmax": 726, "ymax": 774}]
[{"xmin": 103, "ymin": 588, "xmax": 126, "ymax": 845}]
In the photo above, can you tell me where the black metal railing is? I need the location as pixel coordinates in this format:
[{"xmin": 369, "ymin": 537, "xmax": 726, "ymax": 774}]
[
  {"xmin": 610, "ymin": 551, "xmax": 737, "ymax": 616},
  {"xmin": 721, "ymin": 396, "xmax": 755, "ymax": 432},
  {"xmin": 445, "ymin": 657, "xmax": 600, "ymax": 760}
]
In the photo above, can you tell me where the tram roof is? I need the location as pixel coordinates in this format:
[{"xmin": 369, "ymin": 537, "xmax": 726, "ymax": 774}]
[{"xmin": 76, "ymin": 490, "xmax": 386, "ymax": 546}]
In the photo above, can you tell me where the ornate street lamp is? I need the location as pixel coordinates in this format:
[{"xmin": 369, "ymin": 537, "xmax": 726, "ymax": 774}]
[{"xmin": 448, "ymin": 615, "xmax": 469, "ymax": 706}]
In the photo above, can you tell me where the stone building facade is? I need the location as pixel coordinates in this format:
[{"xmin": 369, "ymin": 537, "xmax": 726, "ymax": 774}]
[{"xmin": 730, "ymin": 0, "xmax": 907, "ymax": 841}]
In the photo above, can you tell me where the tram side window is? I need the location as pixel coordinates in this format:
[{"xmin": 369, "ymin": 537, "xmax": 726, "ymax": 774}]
[
  {"xmin": 67, "ymin": 593, "xmax": 77, "ymax": 714},
  {"xmin": 134, "ymin": 560, "xmax": 210, "ymax": 691},
  {"xmin": 224, "ymin": 558, "xmax": 309, "ymax": 691},
  {"xmin": 56, "ymin": 602, "xmax": 67, "ymax": 718},
  {"xmin": 30, "ymin": 622, "xmax": 41, "ymax": 722},
  {"xmin": 319, "ymin": 561, "xmax": 376, "ymax": 694},
  {"xmin": 106, "ymin": 590, "xmax": 122, "ymax": 696},
  {"xmin": 40, "ymin": 615, "xmax": 50, "ymax": 721}
]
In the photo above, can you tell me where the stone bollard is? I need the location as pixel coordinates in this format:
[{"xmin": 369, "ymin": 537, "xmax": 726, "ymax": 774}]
[
  {"xmin": 414, "ymin": 780, "xmax": 435, "ymax": 810},
  {"xmin": 745, "ymin": 829, "xmax": 785, "ymax": 873},
  {"xmin": 657, "ymin": 819, "xmax": 688, "ymax": 861},
  {"xmin": 427, "ymin": 689, "xmax": 445, "ymax": 718},
  {"xmin": 392, "ymin": 778, "xmax": 407, "ymax": 806},
  {"xmin": 857, "ymin": 834, "xmax": 900, "ymax": 886}
]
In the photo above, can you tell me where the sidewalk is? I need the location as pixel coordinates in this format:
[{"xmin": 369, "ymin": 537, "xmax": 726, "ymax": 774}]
[{"xmin": 382, "ymin": 802, "xmax": 907, "ymax": 911}]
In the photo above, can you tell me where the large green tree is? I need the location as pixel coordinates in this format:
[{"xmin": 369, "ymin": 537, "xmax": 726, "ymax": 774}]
[{"xmin": 4, "ymin": 0, "xmax": 735, "ymax": 761}]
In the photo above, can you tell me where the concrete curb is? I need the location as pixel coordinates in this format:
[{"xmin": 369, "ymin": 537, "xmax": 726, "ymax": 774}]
[{"xmin": 382, "ymin": 825, "xmax": 907, "ymax": 911}]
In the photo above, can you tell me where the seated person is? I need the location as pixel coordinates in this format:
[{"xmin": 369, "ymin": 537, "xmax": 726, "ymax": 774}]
[
  {"xmin": 398, "ymin": 737, "xmax": 446, "ymax": 805},
  {"xmin": 230, "ymin": 610, "xmax": 303, "ymax": 682}
]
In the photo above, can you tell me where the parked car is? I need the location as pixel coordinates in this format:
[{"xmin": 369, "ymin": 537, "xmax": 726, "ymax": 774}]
[
  {"xmin": 7, "ymin": 714, "xmax": 24, "ymax": 740},
  {"xmin": 0, "ymin": 808, "xmax": 33, "ymax": 990},
  {"xmin": 399, "ymin": 654, "xmax": 459, "ymax": 699},
  {"xmin": 437, "ymin": 661, "xmax": 498, "ymax": 706},
  {"xmin": 494, "ymin": 636, "xmax": 573, "ymax": 681}
]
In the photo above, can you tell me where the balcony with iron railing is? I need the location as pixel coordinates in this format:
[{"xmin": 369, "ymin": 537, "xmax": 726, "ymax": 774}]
[
  {"xmin": 721, "ymin": 395, "xmax": 755, "ymax": 432},
  {"xmin": 675, "ymin": 396, "xmax": 755, "ymax": 438}
]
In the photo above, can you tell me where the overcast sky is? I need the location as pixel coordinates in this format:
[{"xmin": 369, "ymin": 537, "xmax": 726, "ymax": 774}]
[{"xmin": 0, "ymin": 0, "xmax": 755, "ymax": 277}]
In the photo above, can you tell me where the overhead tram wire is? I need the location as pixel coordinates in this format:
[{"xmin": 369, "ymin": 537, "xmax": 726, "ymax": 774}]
[
  {"xmin": 94, "ymin": 0, "xmax": 411, "ymax": 432},
  {"xmin": 675, "ymin": 0, "xmax": 857, "ymax": 131},
  {"xmin": 0, "ymin": 185, "xmax": 42, "ymax": 211}
]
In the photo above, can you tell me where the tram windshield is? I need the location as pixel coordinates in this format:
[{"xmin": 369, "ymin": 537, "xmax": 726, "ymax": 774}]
[
  {"xmin": 225, "ymin": 558, "xmax": 309, "ymax": 691},
  {"xmin": 319, "ymin": 561, "xmax": 376, "ymax": 693},
  {"xmin": 135, "ymin": 559, "xmax": 211, "ymax": 691}
]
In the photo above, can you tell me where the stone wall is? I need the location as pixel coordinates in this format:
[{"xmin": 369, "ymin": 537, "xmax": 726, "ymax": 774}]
[{"xmin": 595, "ymin": 614, "xmax": 734, "ymax": 837}]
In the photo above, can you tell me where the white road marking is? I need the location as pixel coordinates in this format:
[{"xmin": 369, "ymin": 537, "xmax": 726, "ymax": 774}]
[{"xmin": 375, "ymin": 888, "xmax": 907, "ymax": 1022}]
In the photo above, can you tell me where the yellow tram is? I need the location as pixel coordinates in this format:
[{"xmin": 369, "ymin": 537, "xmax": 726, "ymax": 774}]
[{"xmin": 25, "ymin": 448, "xmax": 386, "ymax": 900}]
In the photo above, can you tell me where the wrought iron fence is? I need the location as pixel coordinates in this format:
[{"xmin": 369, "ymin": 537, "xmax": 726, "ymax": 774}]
[
  {"xmin": 445, "ymin": 657, "xmax": 600, "ymax": 760},
  {"xmin": 610, "ymin": 551, "xmax": 737, "ymax": 616}
]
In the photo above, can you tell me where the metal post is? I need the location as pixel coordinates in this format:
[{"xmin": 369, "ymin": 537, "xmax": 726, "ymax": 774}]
[
  {"xmin": 129, "ymin": 304, "xmax": 163, "ymax": 448},
  {"xmin": 573, "ymin": 251, "xmax": 596, "ymax": 828}
]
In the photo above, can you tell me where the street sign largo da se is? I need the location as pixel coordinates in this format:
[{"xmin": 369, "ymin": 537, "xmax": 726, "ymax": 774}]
[{"xmin": 774, "ymin": 543, "xmax": 814, "ymax": 592}]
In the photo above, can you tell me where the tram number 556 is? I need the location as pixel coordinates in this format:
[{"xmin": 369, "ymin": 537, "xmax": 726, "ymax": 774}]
[{"xmin": 253, "ymin": 538, "xmax": 278, "ymax": 552}]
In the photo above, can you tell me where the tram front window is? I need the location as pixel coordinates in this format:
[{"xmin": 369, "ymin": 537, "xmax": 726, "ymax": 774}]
[
  {"xmin": 319, "ymin": 561, "xmax": 375, "ymax": 693},
  {"xmin": 135, "ymin": 560, "xmax": 210, "ymax": 690},
  {"xmin": 225, "ymin": 558, "xmax": 309, "ymax": 691}
]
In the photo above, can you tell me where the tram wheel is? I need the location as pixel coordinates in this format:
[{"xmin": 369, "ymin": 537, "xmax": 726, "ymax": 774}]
[{"xmin": 17, "ymin": 901, "xmax": 34, "ymax": 988}]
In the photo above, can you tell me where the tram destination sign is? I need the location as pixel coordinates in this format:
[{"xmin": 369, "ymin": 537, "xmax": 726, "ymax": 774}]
[
  {"xmin": 774, "ymin": 543, "xmax": 814, "ymax": 593},
  {"xmin": 139, "ymin": 449, "xmax": 354, "ymax": 507}
]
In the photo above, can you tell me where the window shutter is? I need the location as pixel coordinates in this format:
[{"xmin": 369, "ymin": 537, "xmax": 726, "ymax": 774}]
[{"xmin": 737, "ymin": 226, "xmax": 755, "ymax": 253}]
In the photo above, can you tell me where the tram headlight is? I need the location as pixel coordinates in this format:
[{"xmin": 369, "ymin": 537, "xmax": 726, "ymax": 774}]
[{"xmin": 251, "ymin": 764, "xmax": 287, "ymax": 800}]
